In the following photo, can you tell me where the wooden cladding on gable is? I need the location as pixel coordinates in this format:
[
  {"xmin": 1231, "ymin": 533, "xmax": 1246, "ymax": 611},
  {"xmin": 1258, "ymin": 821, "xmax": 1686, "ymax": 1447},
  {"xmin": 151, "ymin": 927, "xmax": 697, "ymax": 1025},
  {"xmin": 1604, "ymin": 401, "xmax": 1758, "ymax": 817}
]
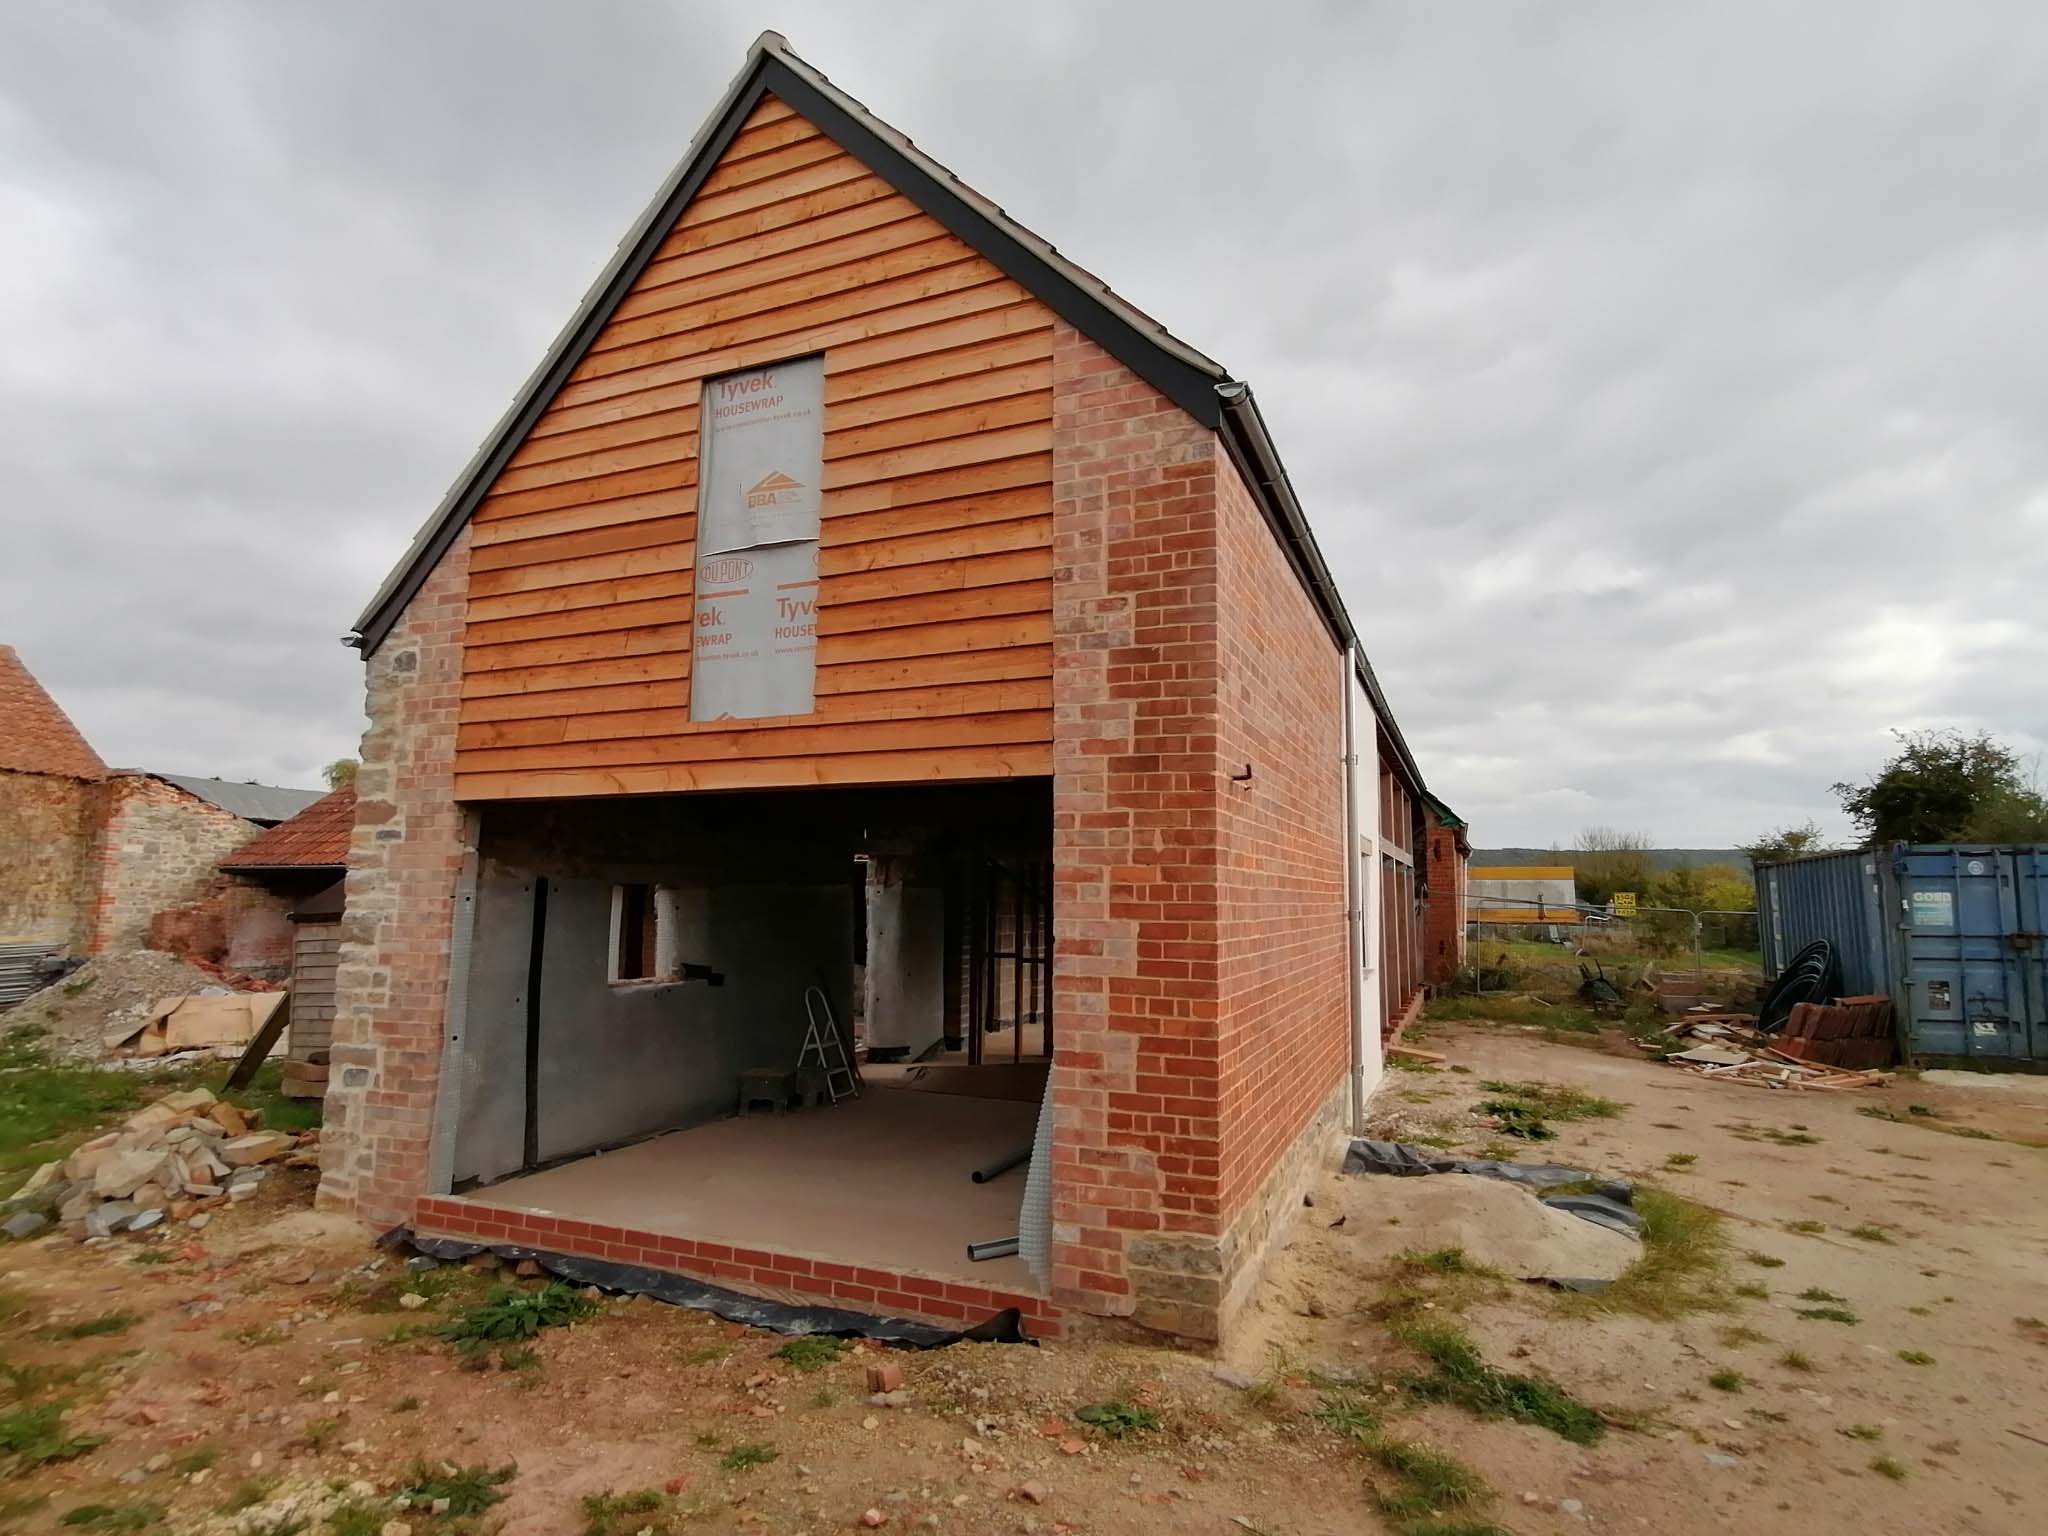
[{"xmin": 453, "ymin": 94, "xmax": 1056, "ymax": 800}]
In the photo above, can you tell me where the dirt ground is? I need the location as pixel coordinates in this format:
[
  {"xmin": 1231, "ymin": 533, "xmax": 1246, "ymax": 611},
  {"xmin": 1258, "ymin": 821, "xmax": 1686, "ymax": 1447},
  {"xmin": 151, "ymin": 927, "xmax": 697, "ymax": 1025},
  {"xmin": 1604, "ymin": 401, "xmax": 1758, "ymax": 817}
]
[{"xmin": 4, "ymin": 1023, "xmax": 2045, "ymax": 1535}]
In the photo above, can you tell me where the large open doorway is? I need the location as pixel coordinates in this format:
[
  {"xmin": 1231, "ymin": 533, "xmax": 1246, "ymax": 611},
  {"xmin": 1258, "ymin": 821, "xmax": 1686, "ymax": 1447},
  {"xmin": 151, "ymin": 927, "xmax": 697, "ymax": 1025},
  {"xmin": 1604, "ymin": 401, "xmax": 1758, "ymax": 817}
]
[{"xmin": 430, "ymin": 781, "xmax": 1053, "ymax": 1294}]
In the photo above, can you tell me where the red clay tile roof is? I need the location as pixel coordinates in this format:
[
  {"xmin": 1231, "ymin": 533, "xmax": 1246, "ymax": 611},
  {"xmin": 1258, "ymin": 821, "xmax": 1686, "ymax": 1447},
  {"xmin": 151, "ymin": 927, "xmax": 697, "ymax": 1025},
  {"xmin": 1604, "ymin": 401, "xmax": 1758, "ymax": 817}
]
[
  {"xmin": 0, "ymin": 644, "xmax": 107, "ymax": 780},
  {"xmin": 218, "ymin": 784, "xmax": 355, "ymax": 870}
]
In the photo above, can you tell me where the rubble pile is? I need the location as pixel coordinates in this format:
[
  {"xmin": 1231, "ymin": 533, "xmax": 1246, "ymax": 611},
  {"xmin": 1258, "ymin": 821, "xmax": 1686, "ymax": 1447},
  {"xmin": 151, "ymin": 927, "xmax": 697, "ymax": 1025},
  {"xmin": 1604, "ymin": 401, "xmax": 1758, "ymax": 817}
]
[
  {"xmin": 2, "ymin": 1086, "xmax": 316, "ymax": 1242},
  {"xmin": 1649, "ymin": 1014, "xmax": 1888, "ymax": 1090}
]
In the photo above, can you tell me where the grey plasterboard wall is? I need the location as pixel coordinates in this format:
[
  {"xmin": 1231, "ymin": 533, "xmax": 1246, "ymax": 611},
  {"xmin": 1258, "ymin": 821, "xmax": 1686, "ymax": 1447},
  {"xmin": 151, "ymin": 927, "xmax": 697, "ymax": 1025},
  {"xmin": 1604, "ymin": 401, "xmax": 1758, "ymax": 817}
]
[
  {"xmin": 452, "ymin": 868, "xmax": 538, "ymax": 1185},
  {"xmin": 534, "ymin": 877, "xmax": 850, "ymax": 1163}
]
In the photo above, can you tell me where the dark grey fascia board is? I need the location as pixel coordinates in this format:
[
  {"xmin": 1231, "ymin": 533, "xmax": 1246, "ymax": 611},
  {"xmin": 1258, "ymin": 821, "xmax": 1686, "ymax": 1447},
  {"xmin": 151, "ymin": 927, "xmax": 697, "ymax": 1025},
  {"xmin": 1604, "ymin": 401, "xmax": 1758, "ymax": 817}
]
[{"xmin": 1215, "ymin": 382, "xmax": 1427, "ymax": 799}]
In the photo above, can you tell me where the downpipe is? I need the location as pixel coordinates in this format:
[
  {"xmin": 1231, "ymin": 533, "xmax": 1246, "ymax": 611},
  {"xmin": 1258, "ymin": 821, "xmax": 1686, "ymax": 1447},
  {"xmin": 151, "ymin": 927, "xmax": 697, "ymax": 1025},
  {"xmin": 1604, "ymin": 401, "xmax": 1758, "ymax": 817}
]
[{"xmin": 1341, "ymin": 643, "xmax": 1367, "ymax": 1134}]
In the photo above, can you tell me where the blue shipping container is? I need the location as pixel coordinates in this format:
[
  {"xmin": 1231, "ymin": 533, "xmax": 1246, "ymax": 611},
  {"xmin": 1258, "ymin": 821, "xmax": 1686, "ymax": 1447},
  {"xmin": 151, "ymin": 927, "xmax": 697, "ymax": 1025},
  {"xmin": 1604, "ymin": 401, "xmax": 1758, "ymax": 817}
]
[{"xmin": 1757, "ymin": 844, "xmax": 2048, "ymax": 1065}]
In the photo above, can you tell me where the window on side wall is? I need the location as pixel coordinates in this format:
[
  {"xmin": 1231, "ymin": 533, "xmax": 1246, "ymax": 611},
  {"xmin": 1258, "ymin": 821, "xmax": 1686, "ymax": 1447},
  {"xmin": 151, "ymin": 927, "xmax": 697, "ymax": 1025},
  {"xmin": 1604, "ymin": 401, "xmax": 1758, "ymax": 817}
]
[{"xmin": 608, "ymin": 884, "xmax": 707, "ymax": 985}]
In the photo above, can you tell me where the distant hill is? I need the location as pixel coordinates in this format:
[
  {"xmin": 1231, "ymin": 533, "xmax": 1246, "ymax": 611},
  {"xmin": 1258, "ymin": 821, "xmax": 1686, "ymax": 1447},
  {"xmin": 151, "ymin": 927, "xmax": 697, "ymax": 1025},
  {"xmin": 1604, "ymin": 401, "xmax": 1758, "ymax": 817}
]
[{"xmin": 1472, "ymin": 848, "xmax": 1748, "ymax": 872}]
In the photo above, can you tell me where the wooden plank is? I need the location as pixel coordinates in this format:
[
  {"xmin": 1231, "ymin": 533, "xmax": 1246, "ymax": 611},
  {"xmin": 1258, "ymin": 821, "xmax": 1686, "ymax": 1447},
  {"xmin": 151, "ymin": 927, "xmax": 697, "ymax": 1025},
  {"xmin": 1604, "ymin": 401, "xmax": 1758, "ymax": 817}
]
[
  {"xmin": 503, "ymin": 405, "xmax": 700, "ymax": 475},
  {"xmin": 825, "ymin": 303, "xmax": 1052, "ymax": 382},
  {"xmin": 468, "ymin": 490, "xmax": 692, "ymax": 549},
  {"xmin": 714, "ymin": 111, "xmax": 823, "ymax": 165},
  {"xmin": 490, "ymin": 428, "xmax": 699, "ymax": 497},
  {"xmin": 569, "ymin": 256, "xmax": 997, "ymax": 386},
  {"xmin": 823, "ymin": 422, "xmax": 1052, "ymax": 489},
  {"xmin": 460, "ymin": 678, "xmax": 687, "ymax": 724},
  {"xmin": 814, "ymin": 578, "xmax": 1050, "ymax": 637},
  {"xmin": 655, "ymin": 173, "xmax": 898, "ymax": 262},
  {"xmin": 456, "ymin": 709, "xmax": 1050, "ymax": 776},
  {"xmin": 820, "ymin": 487, "xmax": 1049, "ymax": 550},
  {"xmin": 454, "ymin": 741, "xmax": 1054, "ymax": 801},
  {"xmin": 602, "ymin": 219, "xmax": 946, "ymax": 342},
  {"xmin": 824, "ymin": 356, "xmax": 1052, "ymax": 431},
  {"xmin": 467, "ymin": 543, "xmax": 694, "ymax": 601},
  {"xmin": 819, "ymin": 514, "xmax": 1052, "ymax": 576},
  {"xmin": 821, "ymin": 453, "xmax": 1051, "ymax": 522},
  {"xmin": 825, "ymin": 329, "xmax": 1054, "ymax": 409},
  {"xmin": 459, "ymin": 678, "xmax": 1054, "ymax": 749},
  {"xmin": 467, "ymin": 514, "xmax": 693, "ymax": 576},
  {"xmin": 465, "ymin": 569, "xmax": 694, "ymax": 625},
  {"xmin": 691, "ymin": 132, "xmax": 841, "ymax": 197},
  {"xmin": 819, "ymin": 547, "xmax": 1049, "ymax": 606},
  {"xmin": 816, "ymin": 612, "xmax": 1049, "ymax": 667},
  {"xmin": 823, "ymin": 390, "xmax": 1047, "ymax": 460},
  {"xmin": 465, "ymin": 593, "xmax": 696, "ymax": 649},
  {"xmin": 475, "ymin": 457, "xmax": 697, "ymax": 524},
  {"xmin": 627, "ymin": 196, "xmax": 925, "ymax": 308},
  {"xmin": 461, "ymin": 650, "xmax": 689, "ymax": 700},
  {"xmin": 543, "ymin": 279, "xmax": 1031, "ymax": 423},
  {"xmin": 677, "ymin": 154, "xmax": 873, "ymax": 231},
  {"xmin": 814, "ymin": 646, "xmax": 1052, "ymax": 696},
  {"xmin": 466, "ymin": 622, "xmax": 693, "ymax": 675}
]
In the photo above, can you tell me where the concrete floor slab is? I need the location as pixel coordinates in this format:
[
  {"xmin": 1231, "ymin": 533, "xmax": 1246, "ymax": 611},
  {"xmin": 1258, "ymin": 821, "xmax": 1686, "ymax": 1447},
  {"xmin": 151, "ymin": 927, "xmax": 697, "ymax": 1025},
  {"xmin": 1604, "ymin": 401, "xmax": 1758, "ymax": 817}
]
[{"xmin": 463, "ymin": 1087, "xmax": 1040, "ymax": 1290}]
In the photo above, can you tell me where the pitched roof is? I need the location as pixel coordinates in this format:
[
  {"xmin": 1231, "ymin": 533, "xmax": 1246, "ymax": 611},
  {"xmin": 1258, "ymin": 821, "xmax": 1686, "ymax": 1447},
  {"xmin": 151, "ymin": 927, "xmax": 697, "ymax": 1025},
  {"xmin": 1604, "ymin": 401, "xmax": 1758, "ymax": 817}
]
[
  {"xmin": 345, "ymin": 31, "xmax": 1427, "ymax": 798},
  {"xmin": 148, "ymin": 773, "xmax": 327, "ymax": 827},
  {"xmin": 219, "ymin": 784, "xmax": 356, "ymax": 870},
  {"xmin": 0, "ymin": 645, "xmax": 107, "ymax": 781}
]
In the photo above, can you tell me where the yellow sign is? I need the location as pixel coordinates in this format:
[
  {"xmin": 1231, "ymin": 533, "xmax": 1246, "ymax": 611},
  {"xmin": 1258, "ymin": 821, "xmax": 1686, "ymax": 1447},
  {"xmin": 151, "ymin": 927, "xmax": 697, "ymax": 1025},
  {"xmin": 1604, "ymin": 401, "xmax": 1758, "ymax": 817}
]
[{"xmin": 1612, "ymin": 891, "xmax": 1638, "ymax": 917}]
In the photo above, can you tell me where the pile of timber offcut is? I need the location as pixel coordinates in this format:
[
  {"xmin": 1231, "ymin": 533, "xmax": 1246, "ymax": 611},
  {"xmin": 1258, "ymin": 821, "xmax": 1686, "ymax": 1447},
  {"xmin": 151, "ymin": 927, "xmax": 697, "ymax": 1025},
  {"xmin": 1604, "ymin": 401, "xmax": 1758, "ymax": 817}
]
[
  {"xmin": 0, "ymin": 1086, "xmax": 317, "ymax": 1243},
  {"xmin": 1648, "ymin": 1013, "xmax": 1888, "ymax": 1090}
]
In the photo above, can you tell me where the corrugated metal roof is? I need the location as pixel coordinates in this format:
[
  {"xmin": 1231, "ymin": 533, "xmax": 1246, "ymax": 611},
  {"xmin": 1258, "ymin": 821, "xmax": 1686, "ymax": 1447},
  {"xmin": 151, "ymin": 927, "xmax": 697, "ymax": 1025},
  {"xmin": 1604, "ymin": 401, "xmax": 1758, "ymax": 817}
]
[{"xmin": 147, "ymin": 773, "xmax": 326, "ymax": 827}]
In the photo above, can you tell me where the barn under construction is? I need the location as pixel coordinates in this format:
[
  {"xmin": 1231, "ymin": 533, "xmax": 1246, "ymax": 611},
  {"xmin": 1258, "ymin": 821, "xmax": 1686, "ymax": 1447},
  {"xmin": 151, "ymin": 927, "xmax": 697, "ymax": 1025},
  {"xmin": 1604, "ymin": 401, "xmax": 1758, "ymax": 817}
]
[{"xmin": 318, "ymin": 32, "xmax": 1457, "ymax": 1342}]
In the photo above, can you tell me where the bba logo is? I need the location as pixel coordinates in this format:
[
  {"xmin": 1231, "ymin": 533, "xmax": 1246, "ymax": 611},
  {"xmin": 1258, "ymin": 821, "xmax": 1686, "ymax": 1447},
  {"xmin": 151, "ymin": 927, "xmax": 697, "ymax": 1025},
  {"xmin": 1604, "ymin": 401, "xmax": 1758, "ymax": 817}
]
[
  {"xmin": 744, "ymin": 470, "xmax": 804, "ymax": 509},
  {"xmin": 699, "ymin": 555, "xmax": 754, "ymax": 584}
]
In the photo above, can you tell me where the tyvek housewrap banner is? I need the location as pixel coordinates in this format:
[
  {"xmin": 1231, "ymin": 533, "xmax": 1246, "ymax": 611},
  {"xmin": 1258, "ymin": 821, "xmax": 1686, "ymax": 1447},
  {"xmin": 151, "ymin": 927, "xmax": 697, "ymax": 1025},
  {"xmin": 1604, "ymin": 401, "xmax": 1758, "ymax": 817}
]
[{"xmin": 691, "ymin": 358, "xmax": 824, "ymax": 722}]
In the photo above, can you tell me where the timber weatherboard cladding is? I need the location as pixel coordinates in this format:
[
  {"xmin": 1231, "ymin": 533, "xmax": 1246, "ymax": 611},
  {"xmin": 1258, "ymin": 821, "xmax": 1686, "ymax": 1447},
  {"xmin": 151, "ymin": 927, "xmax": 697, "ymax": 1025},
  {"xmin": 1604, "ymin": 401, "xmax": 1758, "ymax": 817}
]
[{"xmin": 454, "ymin": 95, "xmax": 1056, "ymax": 800}]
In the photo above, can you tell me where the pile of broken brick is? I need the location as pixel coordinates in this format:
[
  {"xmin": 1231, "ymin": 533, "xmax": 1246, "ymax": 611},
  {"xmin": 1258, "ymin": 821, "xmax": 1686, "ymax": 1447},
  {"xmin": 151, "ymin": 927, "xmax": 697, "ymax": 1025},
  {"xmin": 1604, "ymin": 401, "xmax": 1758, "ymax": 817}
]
[{"xmin": 2, "ymin": 1086, "xmax": 316, "ymax": 1242}]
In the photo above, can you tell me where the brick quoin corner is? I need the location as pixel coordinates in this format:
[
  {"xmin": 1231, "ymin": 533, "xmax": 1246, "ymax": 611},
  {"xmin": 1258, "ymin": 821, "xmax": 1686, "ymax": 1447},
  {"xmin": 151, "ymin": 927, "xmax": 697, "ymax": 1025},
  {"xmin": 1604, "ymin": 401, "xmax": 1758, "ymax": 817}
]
[{"xmin": 1047, "ymin": 324, "xmax": 1350, "ymax": 1340}]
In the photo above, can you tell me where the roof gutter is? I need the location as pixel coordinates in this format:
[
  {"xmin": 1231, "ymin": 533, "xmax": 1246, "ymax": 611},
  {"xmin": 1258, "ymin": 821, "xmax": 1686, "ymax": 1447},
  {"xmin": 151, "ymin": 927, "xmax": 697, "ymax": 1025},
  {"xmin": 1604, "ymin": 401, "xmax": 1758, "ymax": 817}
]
[{"xmin": 1214, "ymin": 380, "xmax": 1427, "ymax": 798}]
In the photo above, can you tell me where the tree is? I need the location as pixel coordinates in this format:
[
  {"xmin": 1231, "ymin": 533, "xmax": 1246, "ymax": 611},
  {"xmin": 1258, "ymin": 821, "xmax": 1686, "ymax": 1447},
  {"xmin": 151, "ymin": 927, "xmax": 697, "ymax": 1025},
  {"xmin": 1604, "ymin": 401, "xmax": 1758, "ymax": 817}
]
[
  {"xmin": 1833, "ymin": 730, "xmax": 2038, "ymax": 844},
  {"xmin": 1572, "ymin": 826, "xmax": 1653, "ymax": 907},
  {"xmin": 322, "ymin": 758, "xmax": 359, "ymax": 789},
  {"xmin": 1739, "ymin": 820, "xmax": 1831, "ymax": 868}
]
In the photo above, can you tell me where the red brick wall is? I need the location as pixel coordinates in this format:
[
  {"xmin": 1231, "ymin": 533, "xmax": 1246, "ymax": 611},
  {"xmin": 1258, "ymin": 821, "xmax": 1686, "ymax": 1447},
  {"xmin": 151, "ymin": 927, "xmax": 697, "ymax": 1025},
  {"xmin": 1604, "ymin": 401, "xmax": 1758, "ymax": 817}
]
[
  {"xmin": 317, "ymin": 529, "xmax": 473, "ymax": 1228},
  {"xmin": 1048, "ymin": 322, "xmax": 1226, "ymax": 1335},
  {"xmin": 1423, "ymin": 825, "xmax": 1468, "ymax": 985},
  {"xmin": 1211, "ymin": 451, "xmax": 1349, "ymax": 1228},
  {"xmin": 1048, "ymin": 326, "xmax": 1351, "ymax": 1338}
]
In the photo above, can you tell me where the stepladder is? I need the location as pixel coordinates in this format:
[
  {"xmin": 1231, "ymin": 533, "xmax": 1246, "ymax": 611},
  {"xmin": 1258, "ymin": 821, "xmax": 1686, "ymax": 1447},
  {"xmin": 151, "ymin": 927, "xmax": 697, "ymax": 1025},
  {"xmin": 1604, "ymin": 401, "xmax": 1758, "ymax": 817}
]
[{"xmin": 798, "ymin": 984, "xmax": 861, "ymax": 1103}]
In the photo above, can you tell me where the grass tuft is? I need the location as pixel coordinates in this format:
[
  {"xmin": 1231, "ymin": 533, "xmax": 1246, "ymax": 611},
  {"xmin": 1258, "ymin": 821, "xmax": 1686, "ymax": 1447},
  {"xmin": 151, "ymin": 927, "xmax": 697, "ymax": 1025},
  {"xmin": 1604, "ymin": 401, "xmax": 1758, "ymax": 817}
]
[
  {"xmin": 1778, "ymin": 1350, "xmax": 1817, "ymax": 1373},
  {"xmin": 772, "ymin": 1336, "xmax": 846, "ymax": 1373},
  {"xmin": 1369, "ymin": 1436, "xmax": 1492, "ymax": 1519},
  {"xmin": 1869, "ymin": 1455, "xmax": 1908, "ymax": 1481},
  {"xmin": 1796, "ymin": 1306, "xmax": 1860, "ymax": 1325},
  {"xmin": 1392, "ymin": 1322, "xmax": 1603, "ymax": 1444},
  {"xmin": 38, "ymin": 1313, "xmax": 138, "ymax": 1342},
  {"xmin": 1075, "ymin": 1399, "xmax": 1160, "ymax": 1438},
  {"xmin": 439, "ymin": 1282, "xmax": 594, "ymax": 1354},
  {"xmin": 719, "ymin": 1443, "xmax": 778, "ymax": 1471},
  {"xmin": 1575, "ymin": 1187, "xmax": 1727, "ymax": 1320},
  {"xmin": 1896, "ymin": 1349, "xmax": 1935, "ymax": 1366},
  {"xmin": 57, "ymin": 1504, "xmax": 163, "ymax": 1531},
  {"xmin": 398, "ymin": 1460, "xmax": 516, "ymax": 1517},
  {"xmin": 580, "ymin": 1487, "xmax": 668, "ymax": 1536},
  {"xmin": 1706, "ymin": 1369, "xmax": 1745, "ymax": 1393},
  {"xmin": 0, "ymin": 1400, "xmax": 104, "ymax": 1467}
]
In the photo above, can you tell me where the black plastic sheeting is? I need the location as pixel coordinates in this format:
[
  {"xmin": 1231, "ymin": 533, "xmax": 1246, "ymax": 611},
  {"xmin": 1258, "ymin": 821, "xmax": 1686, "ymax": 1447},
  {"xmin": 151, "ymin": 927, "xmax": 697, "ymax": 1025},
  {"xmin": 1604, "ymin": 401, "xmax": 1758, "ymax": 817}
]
[
  {"xmin": 380, "ymin": 1227, "xmax": 1032, "ymax": 1349},
  {"xmin": 1340, "ymin": 1139, "xmax": 1643, "ymax": 1238}
]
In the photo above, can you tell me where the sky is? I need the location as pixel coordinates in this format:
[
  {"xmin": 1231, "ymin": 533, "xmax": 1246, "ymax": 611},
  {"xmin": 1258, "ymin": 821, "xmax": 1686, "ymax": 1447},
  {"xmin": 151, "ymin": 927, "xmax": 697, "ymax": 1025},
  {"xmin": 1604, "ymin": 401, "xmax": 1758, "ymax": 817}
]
[{"xmin": 4, "ymin": 2, "xmax": 2045, "ymax": 846}]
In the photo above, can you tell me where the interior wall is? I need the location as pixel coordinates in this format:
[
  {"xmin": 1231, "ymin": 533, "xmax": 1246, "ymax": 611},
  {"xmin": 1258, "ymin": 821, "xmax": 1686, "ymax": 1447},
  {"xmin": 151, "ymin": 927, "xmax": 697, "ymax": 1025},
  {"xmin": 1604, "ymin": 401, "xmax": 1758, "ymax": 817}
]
[
  {"xmin": 446, "ymin": 783, "xmax": 1042, "ymax": 1186},
  {"xmin": 535, "ymin": 877, "xmax": 850, "ymax": 1161},
  {"xmin": 863, "ymin": 876, "xmax": 944, "ymax": 1058}
]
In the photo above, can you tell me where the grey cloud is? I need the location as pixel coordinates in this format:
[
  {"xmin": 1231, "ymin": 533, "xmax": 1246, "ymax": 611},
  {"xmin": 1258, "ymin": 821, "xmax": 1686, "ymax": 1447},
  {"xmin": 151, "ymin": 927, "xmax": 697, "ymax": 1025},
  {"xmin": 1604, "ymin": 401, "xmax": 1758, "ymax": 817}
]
[{"xmin": 3, "ymin": 1, "xmax": 2042, "ymax": 841}]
